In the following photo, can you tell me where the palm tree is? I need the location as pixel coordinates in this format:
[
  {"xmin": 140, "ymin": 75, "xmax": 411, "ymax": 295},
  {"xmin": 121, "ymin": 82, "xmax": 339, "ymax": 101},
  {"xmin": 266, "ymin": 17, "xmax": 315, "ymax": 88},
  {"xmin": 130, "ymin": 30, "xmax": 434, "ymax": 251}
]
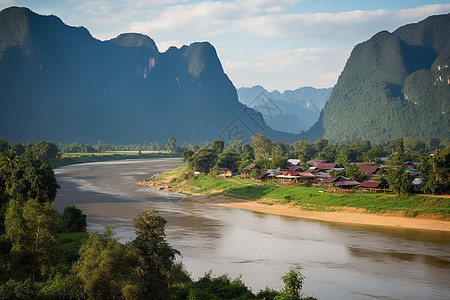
[{"xmin": 0, "ymin": 149, "xmax": 18, "ymax": 170}]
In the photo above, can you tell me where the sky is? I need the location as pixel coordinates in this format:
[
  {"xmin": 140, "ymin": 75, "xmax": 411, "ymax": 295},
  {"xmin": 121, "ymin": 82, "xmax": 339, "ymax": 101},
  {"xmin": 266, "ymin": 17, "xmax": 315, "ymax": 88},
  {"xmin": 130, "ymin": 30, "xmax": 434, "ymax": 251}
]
[{"xmin": 1, "ymin": 1, "xmax": 449, "ymax": 91}]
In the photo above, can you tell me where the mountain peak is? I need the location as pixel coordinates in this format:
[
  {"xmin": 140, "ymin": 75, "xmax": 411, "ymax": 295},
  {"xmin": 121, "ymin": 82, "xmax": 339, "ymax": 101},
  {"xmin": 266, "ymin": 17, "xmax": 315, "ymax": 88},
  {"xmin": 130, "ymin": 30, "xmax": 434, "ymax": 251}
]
[
  {"xmin": 109, "ymin": 33, "xmax": 158, "ymax": 52},
  {"xmin": 317, "ymin": 12, "xmax": 450, "ymax": 143},
  {"xmin": 183, "ymin": 41, "xmax": 221, "ymax": 76}
]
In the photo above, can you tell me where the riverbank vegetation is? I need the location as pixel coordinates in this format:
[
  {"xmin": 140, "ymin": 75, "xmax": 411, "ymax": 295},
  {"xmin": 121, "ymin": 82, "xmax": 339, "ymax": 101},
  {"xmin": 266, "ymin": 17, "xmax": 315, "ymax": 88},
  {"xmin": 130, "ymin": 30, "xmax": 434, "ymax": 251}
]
[
  {"xmin": 0, "ymin": 138, "xmax": 181, "ymax": 169},
  {"xmin": 0, "ymin": 142, "xmax": 317, "ymax": 299},
  {"xmin": 143, "ymin": 134, "xmax": 449, "ymax": 219},
  {"xmin": 146, "ymin": 165, "xmax": 450, "ymax": 218}
]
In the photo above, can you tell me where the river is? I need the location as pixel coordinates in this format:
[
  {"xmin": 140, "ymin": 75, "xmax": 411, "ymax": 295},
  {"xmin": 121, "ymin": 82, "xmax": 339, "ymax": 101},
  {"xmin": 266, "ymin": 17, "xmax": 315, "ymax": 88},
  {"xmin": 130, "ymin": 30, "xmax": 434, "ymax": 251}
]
[{"xmin": 53, "ymin": 158, "xmax": 450, "ymax": 299}]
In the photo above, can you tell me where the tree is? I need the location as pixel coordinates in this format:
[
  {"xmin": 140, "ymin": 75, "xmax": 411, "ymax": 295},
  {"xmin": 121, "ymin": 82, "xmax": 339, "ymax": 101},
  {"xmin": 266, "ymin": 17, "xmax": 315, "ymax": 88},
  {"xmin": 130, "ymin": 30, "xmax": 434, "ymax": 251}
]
[
  {"xmin": 335, "ymin": 149, "xmax": 352, "ymax": 166},
  {"xmin": 317, "ymin": 143, "xmax": 337, "ymax": 162},
  {"xmin": 165, "ymin": 137, "xmax": 177, "ymax": 153},
  {"xmin": 32, "ymin": 141, "xmax": 58, "ymax": 162},
  {"xmin": 294, "ymin": 141, "xmax": 316, "ymax": 165},
  {"xmin": 228, "ymin": 138, "xmax": 244, "ymax": 154},
  {"xmin": 0, "ymin": 149, "xmax": 18, "ymax": 171},
  {"xmin": 182, "ymin": 150, "xmax": 195, "ymax": 162},
  {"xmin": 211, "ymin": 140, "xmax": 225, "ymax": 154},
  {"xmin": 251, "ymin": 134, "xmax": 272, "ymax": 160},
  {"xmin": 216, "ymin": 151, "xmax": 241, "ymax": 171},
  {"xmin": 133, "ymin": 210, "xmax": 180, "ymax": 299},
  {"xmin": 188, "ymin": 148, "xmax": 218, "ymax": 173},
  {"xmin": 61, "ymin": 206, "xmax": 87, "ymax": 233},
  {"xmin": 270, "ymin": 156, "xmax": 289, "ymax": 169},
  {"xmin": 276, "ymin": 266, "xmax": 316, "ymax": 300},
  {"xmin": 5, "ymin": 155, "xmax": 59, "ymax": 203},
  {"xmin": 0, "ymin": 139, "xmax": 11, "ymax": 153},
  {"xmin": 387, "ymin": 167, "xmax": 413, "ymax": 195},
  {"xmin": 362, "ymin": 147, "xmax": 381, "ymax": 164},
  {"xmin": 345, "ymin": 164, "xmax": 366, "ymax": 182},
  {"xmin": 5, "ymin": 198, "xmax": 59, "ymax": 283},
  {"xmin": 314, "ymin": 138, "xmax": 329, "ymax": 153},
  {"xmin": 418, "ymin": 147, "xmax": 450, "ymax": 194},
  {"xmin": 73, "ymin": 227, "xmax": 140, "ymax": 299}
]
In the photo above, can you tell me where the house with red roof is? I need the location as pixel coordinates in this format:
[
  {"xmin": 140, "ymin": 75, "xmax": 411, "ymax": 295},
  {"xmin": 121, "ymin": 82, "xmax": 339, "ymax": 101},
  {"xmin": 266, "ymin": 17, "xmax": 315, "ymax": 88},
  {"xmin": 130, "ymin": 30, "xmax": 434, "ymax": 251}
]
[{"xmin": 359, "ymin": 165, "xmax": 380, "ymax": 180}]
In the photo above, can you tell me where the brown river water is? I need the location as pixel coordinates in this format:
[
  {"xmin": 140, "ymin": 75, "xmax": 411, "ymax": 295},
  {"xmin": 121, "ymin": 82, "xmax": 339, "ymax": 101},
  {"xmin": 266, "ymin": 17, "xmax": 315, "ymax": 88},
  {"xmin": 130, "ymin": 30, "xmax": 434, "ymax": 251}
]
[{"xmin": 53, "ymin": 158, "xmax": 450, "ymax": 299}]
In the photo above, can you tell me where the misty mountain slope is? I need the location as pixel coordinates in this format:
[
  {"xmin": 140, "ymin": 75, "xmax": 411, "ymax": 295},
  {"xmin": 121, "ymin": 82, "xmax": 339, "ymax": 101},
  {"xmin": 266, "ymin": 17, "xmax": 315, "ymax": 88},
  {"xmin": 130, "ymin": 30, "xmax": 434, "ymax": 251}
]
[
  {"xmin": 237, "ymin": 86, "xmax": 332, "ymax": 134},
  {"xmin": 0, "ymin": 7, "xmax": 298, "ymax": 144}
]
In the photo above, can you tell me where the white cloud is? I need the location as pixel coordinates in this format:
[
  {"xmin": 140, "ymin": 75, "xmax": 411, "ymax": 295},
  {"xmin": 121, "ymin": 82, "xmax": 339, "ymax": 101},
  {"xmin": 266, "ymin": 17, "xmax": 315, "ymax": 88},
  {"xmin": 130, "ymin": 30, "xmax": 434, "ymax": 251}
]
[
  {"xmin": 126, "ymin": 0, "xmax": 302, "ymax": 38},
  {"xmin": 2, "ymin": 0, "xmax": 447, "ymax": 90},
  {"xmin": 0, "ymin": 0, "xmax": 13, "ymax": 7},
  {"xmin": 156, "ymin": 40, "xmax": 184, "ymax": 52},
  {"xmin": 234, "ymin": 4, "xmax": 450, "ymax": 43},
  {"xmin": 223, "ymin": 48, "xmax": 350, "ymax": 91}
]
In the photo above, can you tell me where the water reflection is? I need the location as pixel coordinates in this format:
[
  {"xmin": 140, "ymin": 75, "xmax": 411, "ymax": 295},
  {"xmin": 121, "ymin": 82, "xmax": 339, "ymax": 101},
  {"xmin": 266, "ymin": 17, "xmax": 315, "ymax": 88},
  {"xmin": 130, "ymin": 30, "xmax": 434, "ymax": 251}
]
[{"xmin": 54, "ymin": 158, "xmax": 450, "ymax": 299}]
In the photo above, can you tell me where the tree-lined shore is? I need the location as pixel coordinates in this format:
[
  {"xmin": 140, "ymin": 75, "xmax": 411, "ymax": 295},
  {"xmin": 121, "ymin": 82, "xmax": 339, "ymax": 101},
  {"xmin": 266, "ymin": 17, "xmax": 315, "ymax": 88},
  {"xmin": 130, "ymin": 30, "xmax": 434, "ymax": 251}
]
[{"xmin": 0, "ymin": 138, "xmax": 317, "ymax": 299}]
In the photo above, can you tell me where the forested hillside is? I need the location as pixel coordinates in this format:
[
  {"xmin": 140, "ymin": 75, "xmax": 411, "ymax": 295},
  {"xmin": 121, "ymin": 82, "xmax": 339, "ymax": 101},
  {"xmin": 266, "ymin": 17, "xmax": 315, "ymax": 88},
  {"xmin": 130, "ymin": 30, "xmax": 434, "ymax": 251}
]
[{"xmin": 316, "ymin": 13, "xmax": 450, "ymax": 143}]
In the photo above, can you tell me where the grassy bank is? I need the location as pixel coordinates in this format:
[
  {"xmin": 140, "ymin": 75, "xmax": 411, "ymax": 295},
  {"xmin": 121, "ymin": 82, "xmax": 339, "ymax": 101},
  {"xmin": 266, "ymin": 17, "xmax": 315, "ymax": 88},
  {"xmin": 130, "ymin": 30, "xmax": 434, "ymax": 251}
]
[
  {"xmin": 146, "ymin": 166, "xmax": 450, "ymax": 219},
  {"xmin": 49, "ymin": 151, "xmax": 181, "ymax": 168}
]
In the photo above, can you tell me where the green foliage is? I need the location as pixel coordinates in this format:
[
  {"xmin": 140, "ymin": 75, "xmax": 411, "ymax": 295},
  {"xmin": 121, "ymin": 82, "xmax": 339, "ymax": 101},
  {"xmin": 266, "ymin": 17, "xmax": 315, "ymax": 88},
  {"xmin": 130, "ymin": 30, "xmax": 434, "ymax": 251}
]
[
  {"xmin": 31, "ymin": 141, "xmax": 58, "ymax": 162},
  {"xmin": 216, "ymin": 151, "xmax": 241, "ymax": 171},
  {"xmin": 60, "ymin": 142, "xmax": 97, "ymax": 153},
  {"xmin": 345, "ymin": 164, "xmax": 367, "ymax": 182},
  {"xmin": 251, "ymin": 134, "xmax": 272, "ymax": 160},
  {"xmin": 183, "ymin": 150, "xmax": 195, "ymax": 162},
  {"xmin": 5, "ymin": 198, "xmax": 59, "ymax": 283},
  {"xmin": 133, "ymin": 210, "xmax": 181, "ymax": 299},
  {"xmin": 186, "ymin": 272, "xmax": 255, "ymax": 300},
  {"xmin": 5, "ymin": 155, "xmax": 59, "ymax": 203},
  {"xmin": 270, "ymin": 157, "xmax": 289, "ymax": 169},
  {"xmin": 0, "ymin": 278, "xmax": 36, "ymax": 299},
  {"xmin": 418, "ymin": 147, "xmax": 450, "ymax": 194},
  {"xmin": 189, "ymin": 148, "xmax": 218, "ymax": 173},
  {"xmin": 211, "ymin": 140, "xmax": 225, "ymax": 154},
  {"xmin": 73, "ymin": 228, "xmax": 141, "ymax": 299},
  {"xmin": 387, "ymin": 167, "xmax": 413, "ymax": 195},
  {"xmin": 61, "ymin": 206, "xmax": 86, "ymax": 233},
  {"xmin": 166, "ymin": 137, "xmax": 178, "ymax": 153},
  {"xmin": 276, "ymin": 266, "xmax": 306, "ymax": 300}
]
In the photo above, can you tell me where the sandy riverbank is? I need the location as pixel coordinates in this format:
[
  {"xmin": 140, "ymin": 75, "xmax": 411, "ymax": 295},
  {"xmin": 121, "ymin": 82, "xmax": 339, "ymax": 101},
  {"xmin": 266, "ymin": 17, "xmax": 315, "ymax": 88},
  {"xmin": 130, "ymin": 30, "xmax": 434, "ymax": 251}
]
[
  {"xmin": 138, "ymin": 179, "xmax": 450, "ymax": 232},
  {"xmin": 211, "ymin": 201, "xmax": 450, "ymax": 232}
]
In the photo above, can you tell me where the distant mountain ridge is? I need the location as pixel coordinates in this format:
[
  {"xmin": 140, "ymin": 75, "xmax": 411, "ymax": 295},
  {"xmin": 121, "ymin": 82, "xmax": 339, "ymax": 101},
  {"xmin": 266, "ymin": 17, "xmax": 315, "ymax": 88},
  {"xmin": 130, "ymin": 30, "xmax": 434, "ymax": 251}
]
[
  {"xmin": 237, "ymin": 86, "xmax": 332, "ymax": 134},
  {"xmin": 0, "ymin": 6, "xmax": 298, "ymax": 144},
  {"xmin": 310, "ymin": 13, "xmax": 450, "ymax": 143}
]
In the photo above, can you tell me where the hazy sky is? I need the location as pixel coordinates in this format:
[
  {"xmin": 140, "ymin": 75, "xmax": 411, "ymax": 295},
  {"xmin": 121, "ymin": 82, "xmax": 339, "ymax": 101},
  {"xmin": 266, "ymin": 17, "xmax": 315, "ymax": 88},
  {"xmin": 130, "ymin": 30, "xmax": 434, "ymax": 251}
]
[{"xmin": 1, "ymin": 1, "xmax": 449, "ymax": 91}]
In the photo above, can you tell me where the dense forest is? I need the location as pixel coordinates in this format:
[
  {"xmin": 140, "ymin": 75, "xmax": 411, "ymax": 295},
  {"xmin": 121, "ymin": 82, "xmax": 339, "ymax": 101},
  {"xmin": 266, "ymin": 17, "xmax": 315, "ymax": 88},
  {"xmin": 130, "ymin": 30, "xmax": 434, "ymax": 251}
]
[{"xmin": 317, "ymin": 13, "xmax": 450, "ymax": 143}]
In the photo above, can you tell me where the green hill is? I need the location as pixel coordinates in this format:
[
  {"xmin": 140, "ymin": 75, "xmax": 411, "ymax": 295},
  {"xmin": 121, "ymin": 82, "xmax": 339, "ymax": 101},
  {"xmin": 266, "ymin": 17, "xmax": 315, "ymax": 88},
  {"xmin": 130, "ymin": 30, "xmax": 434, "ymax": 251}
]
[{"xmin": 314, "ymin": 13, "xmax": 450, "ymax": 143}]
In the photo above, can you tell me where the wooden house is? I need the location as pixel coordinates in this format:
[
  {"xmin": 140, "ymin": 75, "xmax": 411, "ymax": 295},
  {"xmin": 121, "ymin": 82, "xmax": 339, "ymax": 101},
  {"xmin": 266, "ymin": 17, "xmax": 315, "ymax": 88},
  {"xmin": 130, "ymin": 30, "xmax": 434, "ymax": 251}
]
[
  {"xmin": 335, "ymin": 180, "xmax": 361, "ymax": 189},
  {"xmin": 360, "ymin": 181, "xmax": 388, "ymax": 192},
  {"xmin": 241, "ymin": 163, "xmax": 261, "ymax": 178}
]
